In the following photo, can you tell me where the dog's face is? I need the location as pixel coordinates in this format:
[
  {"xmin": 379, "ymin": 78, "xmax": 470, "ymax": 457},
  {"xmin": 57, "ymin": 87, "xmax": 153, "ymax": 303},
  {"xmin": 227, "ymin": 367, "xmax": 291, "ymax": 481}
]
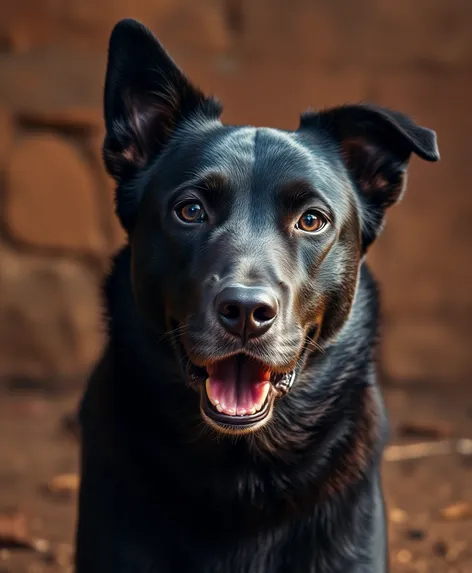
[{"xmin": 103, "ymin": 20, "xmax": 439, "ymax": 435}]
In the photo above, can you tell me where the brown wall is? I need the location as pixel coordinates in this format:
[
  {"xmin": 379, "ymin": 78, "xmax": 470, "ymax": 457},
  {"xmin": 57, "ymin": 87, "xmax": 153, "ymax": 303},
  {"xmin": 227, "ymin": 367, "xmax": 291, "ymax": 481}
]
[{"xmin": 1, "ymin": 0, "xmax": 471, "ymax": 386}]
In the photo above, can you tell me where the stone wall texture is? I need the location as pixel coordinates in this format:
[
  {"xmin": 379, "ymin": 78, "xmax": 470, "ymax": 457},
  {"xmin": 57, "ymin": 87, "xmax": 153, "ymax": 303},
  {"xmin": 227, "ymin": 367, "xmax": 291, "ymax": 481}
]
[{"xmin": 0, "ymin": 0, "xmax": 471, "ymax": 386}]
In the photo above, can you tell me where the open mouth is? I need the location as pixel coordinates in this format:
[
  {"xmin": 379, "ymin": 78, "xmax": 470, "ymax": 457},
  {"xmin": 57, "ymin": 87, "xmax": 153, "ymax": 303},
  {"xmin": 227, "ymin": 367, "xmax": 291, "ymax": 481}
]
[
  {"xmin": 170, "ymin": 321, "xmax": 315, "ymax": 433},
  {"xmin": 184, "ymin": 354, "xmax": 297, "ymax": 432}
]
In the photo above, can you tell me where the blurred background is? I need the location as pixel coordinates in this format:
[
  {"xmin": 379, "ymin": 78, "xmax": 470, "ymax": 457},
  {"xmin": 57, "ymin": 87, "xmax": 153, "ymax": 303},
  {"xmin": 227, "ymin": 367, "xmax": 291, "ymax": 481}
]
[{"xmin": 0, "ymin": 1, "xmax": 471, "ymax": 572}]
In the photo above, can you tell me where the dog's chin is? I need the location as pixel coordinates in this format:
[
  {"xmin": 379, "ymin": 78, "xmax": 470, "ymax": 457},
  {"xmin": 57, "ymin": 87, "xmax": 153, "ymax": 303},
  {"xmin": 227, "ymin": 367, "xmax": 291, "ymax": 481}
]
[{"xmin": 170, "ymin": 323, "xmax": 312, "ymax": 435}]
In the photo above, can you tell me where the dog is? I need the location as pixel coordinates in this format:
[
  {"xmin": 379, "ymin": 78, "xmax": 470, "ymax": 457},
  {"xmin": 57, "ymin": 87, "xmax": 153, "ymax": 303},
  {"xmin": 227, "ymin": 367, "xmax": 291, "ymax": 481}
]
[{"xmin": 75, "ymin": 18, "xmax": 439, "ymax": 573}]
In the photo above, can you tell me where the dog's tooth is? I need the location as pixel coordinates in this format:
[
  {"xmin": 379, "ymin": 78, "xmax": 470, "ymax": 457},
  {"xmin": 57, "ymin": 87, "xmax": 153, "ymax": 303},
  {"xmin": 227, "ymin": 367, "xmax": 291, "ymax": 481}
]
[
  {"xmin": 238, "ymin": 408, "xmax": 246, "ymax": 416},
  {"xmin": 216, "ymin": 404, "xmax": 223, "ymax": 412},
  {"xmin": 227, "ymin": 408, "xmax": 236, "ymax": 415},
  {"xmin": 247, "ymin": 406, "xmax": 256, "ymax": 415},
  {"xmin": 205, "ymin": 378, "xmax": 219, "ymax": 406},
  {"xmin": 253, "ymin": 382, "xmax": 270, "ymax": 412}
]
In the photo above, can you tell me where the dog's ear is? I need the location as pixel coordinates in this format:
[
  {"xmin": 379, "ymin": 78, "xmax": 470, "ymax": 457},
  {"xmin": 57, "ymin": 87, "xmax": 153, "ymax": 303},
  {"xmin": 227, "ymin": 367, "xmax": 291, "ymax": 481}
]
[
  {"xmin": 103, "ymin": 19, "xmax": 222, "ymax": 229},
  {"xmin": 299, "ymin": 104, "xmax": 439, "ymax": 250}
]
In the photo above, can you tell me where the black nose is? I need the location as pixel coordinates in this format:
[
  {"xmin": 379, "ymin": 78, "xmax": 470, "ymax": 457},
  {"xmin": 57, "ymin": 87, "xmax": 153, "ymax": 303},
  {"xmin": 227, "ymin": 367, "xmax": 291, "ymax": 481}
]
[{"xmin": 215, "ymin": 285, "xmax": 279, "ymax": 340}]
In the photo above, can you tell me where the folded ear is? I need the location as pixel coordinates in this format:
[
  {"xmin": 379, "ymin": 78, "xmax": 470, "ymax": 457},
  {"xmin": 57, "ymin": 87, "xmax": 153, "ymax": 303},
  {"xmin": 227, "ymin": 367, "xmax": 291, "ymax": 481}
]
[
  {"xmin": 103, "ymin": 19, "xmax": 222, "ymax": 229},
  {"xmin": 299, "ymin": 104, "xmax": 440, "ymax": 250}
]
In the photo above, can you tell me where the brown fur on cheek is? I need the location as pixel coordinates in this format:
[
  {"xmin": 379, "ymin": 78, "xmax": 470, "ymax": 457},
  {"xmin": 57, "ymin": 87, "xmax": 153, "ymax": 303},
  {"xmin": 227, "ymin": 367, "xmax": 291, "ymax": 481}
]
[{"xmin": 316, "ymin": 251, "xmax": 361, "ymax": 343}]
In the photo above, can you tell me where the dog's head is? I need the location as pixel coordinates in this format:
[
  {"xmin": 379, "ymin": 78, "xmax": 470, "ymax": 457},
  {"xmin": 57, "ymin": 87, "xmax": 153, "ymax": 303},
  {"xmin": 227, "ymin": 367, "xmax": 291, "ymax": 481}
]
[{"xmin": 103, "ymin": 20, "xmax": 439, "ymax": 435}]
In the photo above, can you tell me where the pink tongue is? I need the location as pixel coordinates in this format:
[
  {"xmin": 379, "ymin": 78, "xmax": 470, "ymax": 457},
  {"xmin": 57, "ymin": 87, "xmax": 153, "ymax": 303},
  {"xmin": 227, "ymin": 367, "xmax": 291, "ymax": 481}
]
[{"xmin": 206, "ymin": 357, "xmax": 271, "ymax": 415}]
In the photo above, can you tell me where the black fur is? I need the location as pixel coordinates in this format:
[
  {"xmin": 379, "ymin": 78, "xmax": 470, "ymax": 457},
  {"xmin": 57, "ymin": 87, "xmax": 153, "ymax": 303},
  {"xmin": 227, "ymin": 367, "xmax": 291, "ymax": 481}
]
[{"xmin": 76, "ymin": 19, "xmax": 439, "ymax": 573}]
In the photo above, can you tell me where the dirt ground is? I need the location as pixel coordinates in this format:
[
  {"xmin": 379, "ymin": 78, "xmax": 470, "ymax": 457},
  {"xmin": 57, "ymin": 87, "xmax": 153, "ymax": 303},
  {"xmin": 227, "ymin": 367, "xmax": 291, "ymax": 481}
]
[{"xmin": 0, "ymin": 382, "xmax": 471, "ymax": 573}]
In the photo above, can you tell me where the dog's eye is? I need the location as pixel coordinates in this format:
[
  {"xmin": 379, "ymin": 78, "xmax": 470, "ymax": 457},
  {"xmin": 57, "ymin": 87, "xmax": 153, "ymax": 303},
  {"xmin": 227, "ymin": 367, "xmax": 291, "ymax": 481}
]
[
  {"xmin": 296, "ymin": 210, "xmax": 328, "ymax": 233},
  {"xmin": 176, "ymin": 202, "xmax": 206, "ymax": 223}
]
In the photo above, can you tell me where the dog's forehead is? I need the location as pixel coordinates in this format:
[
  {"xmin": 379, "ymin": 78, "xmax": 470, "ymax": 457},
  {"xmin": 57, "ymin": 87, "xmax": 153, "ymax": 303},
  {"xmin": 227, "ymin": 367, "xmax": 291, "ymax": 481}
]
[
  {"xmin": 202, "ymin": 126, "xmax": 328, "ymax": 175},
  {"xmin": 151, "ymin": 122, "xmax": 353, "ymax": 218},
  {"xmin": 198, "ymin": 126, "xmax": 349, "ymax": 202}
]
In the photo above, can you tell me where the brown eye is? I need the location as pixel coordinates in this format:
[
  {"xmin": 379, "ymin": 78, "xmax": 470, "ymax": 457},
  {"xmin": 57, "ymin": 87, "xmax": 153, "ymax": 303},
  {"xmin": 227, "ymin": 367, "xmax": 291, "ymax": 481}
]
[
  {"xmin": 177, "ymin": 202, "xmax": 206, "ymax": 223},
  {"xmin": 296, "ymin": 210, "xmax": 328, "ymax": 233}
]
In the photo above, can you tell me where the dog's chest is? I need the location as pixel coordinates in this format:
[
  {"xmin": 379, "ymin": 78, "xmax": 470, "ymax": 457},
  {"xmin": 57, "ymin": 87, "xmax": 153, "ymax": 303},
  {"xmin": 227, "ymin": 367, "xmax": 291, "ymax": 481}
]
[{"xmin": 144, "ymin": 520, "xmax": 374, "ymax": 573}]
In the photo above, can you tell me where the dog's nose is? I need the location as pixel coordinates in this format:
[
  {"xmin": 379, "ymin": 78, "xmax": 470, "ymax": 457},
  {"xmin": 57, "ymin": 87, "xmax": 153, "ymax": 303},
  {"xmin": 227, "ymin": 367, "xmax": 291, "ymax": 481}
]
[{"xmin": 215, "ymin": 285, "xmax": 279, "ymax": 340}]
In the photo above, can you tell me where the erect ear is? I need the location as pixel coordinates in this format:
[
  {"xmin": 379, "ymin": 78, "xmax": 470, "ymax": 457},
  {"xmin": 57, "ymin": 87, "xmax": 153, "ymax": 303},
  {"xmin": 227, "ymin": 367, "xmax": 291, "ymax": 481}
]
[
  {"xmin": 299, "ymin": 104, "xmax": 440, "ymax": 250},
  {"xmin": 103, "ymin": 19, "xmax": 222, "ymax": 229}
]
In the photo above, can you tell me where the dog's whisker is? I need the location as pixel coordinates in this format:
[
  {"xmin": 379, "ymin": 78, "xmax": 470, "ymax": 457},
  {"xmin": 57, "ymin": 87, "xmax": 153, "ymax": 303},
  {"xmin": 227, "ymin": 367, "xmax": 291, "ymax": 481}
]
[{"xmin": 305, "ymin": 338, "xmax": 325, "ymax": 354}]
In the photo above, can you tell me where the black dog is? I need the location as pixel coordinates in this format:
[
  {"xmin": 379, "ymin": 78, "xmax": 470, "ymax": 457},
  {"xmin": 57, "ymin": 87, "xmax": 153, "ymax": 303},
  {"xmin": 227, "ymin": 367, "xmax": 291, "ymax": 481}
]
[{"xmin": 76, "ymin": 19, "xmax": 439, "ymax": 573}]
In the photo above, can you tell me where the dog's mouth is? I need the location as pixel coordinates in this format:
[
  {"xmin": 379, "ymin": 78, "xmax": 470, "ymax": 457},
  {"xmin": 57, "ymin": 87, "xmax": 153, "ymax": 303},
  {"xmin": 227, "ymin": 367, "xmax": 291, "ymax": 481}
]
[
  {"xmin": 169, "ymin": 319, "xmax": 315, "ymax": 433},
  {"xmin": 172, "ymin": 343, "xmax": 308, "ymax": 435},
  {"xmin": 190, "ymin": 355, "xmax": 296, "ymax": 432}
]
